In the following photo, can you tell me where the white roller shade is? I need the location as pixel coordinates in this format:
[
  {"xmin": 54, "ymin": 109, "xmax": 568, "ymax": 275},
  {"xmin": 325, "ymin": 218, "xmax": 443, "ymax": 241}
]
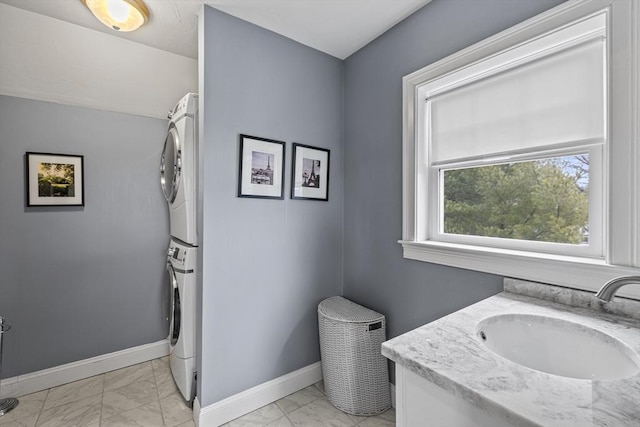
[{"xmin": 429, "ymin": 34, "xmax": 605, "ymax": 164}]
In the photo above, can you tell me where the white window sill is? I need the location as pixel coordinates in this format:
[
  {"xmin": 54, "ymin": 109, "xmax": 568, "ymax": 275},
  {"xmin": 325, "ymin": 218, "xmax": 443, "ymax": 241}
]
[{"xmin": 399, "ymin": 240, "xmax": 640, "ymax": 300}]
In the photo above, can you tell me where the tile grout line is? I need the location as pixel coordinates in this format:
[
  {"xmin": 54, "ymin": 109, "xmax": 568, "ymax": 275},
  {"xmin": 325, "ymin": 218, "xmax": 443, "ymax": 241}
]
[
  {"xmin": 33, "ymin": 387, "xmax": 49, "ymax": 427},
  {"xmin": 152, "ymin": 358, "xmax": 170, "ymax": 426},
  {"xmin": 99, "ymin": 382, "xmax": 106, "ymax": 427},
  {"xmin": 281, "ymin": 384, "xmax": 331, "ymax": 427}
]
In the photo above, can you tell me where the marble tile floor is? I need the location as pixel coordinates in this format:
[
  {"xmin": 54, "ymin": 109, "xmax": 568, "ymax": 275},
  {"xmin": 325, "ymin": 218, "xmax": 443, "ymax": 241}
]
[
  {"xmin": 0, "ymin": 357, "xmax": 395, "ymax": 427},
  {"xmin": 0, "ymin": 357, "xmax": 193, "ymax": 427},
  {"xmin": 219, "ymin": 382, "xmax": 395, "ymax": 427}
]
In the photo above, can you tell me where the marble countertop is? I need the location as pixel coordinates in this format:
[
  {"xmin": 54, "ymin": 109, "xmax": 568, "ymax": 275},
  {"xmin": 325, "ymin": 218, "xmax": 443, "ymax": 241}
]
[{"xmin": 381, "ymin": 290, "xmax": 640, "ymax": 427}]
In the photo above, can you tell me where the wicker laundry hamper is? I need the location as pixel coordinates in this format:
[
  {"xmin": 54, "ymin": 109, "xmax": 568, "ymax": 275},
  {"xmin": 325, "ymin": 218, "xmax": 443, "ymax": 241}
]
[{"xmin": 317, "ymin": 296, "xmax": 391, "ymax": 416}]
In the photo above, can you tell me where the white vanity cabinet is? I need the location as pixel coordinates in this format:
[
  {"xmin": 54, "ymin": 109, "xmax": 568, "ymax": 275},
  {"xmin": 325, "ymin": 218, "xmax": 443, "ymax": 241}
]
[{"xmin": 394, "ymin": 365, "xmax": 514, "ymax": 427}]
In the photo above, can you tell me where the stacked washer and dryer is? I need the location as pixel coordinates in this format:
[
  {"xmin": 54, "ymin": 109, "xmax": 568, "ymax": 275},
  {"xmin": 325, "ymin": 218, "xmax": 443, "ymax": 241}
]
[{"xmin": 161, "ymin": 93, "xmax": 198, "ymax": 402}]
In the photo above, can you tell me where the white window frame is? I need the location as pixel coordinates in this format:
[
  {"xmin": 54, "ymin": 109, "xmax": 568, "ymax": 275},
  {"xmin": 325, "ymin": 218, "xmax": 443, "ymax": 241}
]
[
  {"xmin": 400, "ymin": 0, "xmax": 640, "ymax": 299},
  {"xmin": 432, "ymin": 148, "xmax": 603, "ymax": 258}
]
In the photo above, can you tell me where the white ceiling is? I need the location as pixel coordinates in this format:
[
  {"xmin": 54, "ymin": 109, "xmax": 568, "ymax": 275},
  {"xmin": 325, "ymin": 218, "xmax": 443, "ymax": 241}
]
[{"xmin": 0, "ymin": 0, "xmax": 431, "ymax": 59}]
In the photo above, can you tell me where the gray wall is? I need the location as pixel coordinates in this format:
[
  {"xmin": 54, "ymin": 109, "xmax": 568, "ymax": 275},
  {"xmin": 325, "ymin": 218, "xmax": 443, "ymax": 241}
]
[
  {"xmin": 0, "ymin": 95, "xmax": 169, "ymax": 378},
  {"xmin": 199, "ymin": 7, "xmax": 344, "ymax": 405},
  {"xmin": 343, "ymin": 0, "xmax": 566, "ymax": 343}
]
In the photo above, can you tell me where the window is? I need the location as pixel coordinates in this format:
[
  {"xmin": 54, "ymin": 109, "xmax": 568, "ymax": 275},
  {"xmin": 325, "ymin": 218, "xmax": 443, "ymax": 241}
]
[
  {"xmin": 441, "ymin": 154, "xmax": 590, "ymax": 246},
  {"xmin": 401, "ymin": 0, "xmax": 639, "ymax": 298}
]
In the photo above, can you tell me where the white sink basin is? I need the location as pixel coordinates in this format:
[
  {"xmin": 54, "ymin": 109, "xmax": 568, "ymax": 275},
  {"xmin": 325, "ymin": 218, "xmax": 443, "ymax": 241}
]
[{"xmin": 476, "ymin": 314, "xmax": 640, "ymax": 380}]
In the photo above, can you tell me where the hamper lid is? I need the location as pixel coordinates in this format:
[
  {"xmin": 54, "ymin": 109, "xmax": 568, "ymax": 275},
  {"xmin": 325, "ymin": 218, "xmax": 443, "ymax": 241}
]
[{"xmin": 318, "ymin": 296, "xmax": 384, "ymax": 323}]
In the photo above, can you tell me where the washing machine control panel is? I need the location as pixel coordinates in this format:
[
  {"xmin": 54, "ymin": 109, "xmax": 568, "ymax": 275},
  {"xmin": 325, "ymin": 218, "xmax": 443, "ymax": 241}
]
[
  {"xmin": 168, "ymin": 244, "xmax": 192, "ymax": 266},
  {"xmin": 167, "ymin": 240, "xmax": 196, "ymax": 270},
  {"xmin": 169, "ymin": 93, "xmax": 198, "ymax": 123},
  {"xmin": 170, "ymin": 100, "xmax": 186, "ymax": 119},
  {"xmin": 168, "ymin": 247, "xmax": 180, "ymax": 259}
]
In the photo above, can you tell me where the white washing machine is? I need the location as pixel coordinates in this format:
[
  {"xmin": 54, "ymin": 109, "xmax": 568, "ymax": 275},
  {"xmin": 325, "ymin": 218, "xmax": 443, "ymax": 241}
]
[
  {"xmin": 161, "ymin": 93, "xmax": 199, "ymax": 246},
  {"xmin": 166, "ymin": 238, "xmax": 197, "ymax": 402}
]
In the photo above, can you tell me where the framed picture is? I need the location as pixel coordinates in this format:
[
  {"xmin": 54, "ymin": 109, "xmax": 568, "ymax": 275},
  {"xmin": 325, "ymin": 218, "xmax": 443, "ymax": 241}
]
[
  {"xmin": 26, "ymin": 152, "xmax": 84, "ymax": 207},
  {"xmin": 237, "ymin": 134, "xmax": 285, "ymax": 199},
  {"xmin": 291, "ymin": 143, "xmax": 330, "ymax": 201}
]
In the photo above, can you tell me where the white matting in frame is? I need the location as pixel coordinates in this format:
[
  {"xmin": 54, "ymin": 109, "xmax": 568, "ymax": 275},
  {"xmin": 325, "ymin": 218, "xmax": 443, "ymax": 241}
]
[
  {"xmin": 26, "ymin": 152, "xmax": 84, "ymax": 206},
  {"xmin": 238, "ymin": 134, "xmax": 285, "ymax": 199},
  {"xmin": 291, "ymin": 143, "xmax": 330, "ymax": 201}
]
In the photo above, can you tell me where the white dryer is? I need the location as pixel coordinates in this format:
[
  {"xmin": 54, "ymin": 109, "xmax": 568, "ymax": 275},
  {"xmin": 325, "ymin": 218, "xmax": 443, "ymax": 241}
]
[
  {"xmin": 166, "ymin": 238, "xmax": 197, "ymax": 402},
  {"xmin": 161, "ymin": 93, "xmax": 198, "ymax": 246}
]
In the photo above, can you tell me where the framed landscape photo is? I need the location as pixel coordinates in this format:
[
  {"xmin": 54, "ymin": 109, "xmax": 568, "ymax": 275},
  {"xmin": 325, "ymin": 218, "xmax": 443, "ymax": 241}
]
[
  {"xmin": 26, "ymin": 152, "xmax": 84, "ymax": 207},
  {"xmin": 238, "ymin": 134, "xmax": 285, "ymax": 199},
  {"xmin": 291, "ymin": 143, "xmax": 330, "ymax": 201}
]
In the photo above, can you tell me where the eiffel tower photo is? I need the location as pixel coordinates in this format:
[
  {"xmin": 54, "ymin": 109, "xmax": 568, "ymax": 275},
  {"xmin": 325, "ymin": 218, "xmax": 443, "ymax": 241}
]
[
  {"xmin": 302, "ymin": 158, "xmax": 321, "ymax": 188},
  {"xmin": 251, "ymin": 151, "xmax": 274, "ymax": 185}
]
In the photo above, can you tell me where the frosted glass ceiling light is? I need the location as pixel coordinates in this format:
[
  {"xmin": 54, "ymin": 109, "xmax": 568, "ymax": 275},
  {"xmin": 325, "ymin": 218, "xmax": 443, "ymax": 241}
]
[{"xmin": 81, "ymin": 0, "xmax": 149, "ymax": 32}]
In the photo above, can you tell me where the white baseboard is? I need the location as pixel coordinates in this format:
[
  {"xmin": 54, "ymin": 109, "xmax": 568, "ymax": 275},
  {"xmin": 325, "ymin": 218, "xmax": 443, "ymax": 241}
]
[
  {"xmin": 193, "ymin": 395, "xmax": 202, "ymax": 426},
  {"xmin": 197, "ymin": 361, "xmax": 322, "ymax": 427},
  {"xmin": 0, "ymin": 339, "xmax": 169, "ymax": 398}
]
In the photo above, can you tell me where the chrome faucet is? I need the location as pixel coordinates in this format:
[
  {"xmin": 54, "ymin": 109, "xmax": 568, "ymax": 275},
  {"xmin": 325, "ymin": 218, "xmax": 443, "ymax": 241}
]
[{"xmin": 595, "ymin": 276, "xmax": 640, "ymax": 302}]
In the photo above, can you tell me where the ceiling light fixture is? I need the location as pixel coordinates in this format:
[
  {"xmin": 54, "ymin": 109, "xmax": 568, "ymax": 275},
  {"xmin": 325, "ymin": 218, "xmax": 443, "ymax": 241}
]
[{"xmin": 81, "ymin": 0, "xmax": 149, "ymax": 32}]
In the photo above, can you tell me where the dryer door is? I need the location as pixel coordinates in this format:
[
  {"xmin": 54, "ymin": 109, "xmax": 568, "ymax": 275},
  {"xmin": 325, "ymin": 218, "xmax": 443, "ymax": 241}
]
[
  {"xmin": 161, "ymin": 124, "xmax": 181, "ymax": 204},
  {"xmin": 167, "ymin": 262, "xmax": 181, "ymax": 347}
]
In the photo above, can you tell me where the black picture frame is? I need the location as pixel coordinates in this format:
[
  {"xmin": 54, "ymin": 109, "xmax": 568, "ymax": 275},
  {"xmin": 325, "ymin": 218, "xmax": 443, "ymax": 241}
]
[
  {"xmin": 26, "ymin": 152, "xmax": 85, "ymax": 207},
  {"xmin": 291, "ymin": 143, "xmax": 330, "ymax": 201},
  {"xmin": 237, "ymin": 134, "xmax": 286, "ymax": 199}
]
